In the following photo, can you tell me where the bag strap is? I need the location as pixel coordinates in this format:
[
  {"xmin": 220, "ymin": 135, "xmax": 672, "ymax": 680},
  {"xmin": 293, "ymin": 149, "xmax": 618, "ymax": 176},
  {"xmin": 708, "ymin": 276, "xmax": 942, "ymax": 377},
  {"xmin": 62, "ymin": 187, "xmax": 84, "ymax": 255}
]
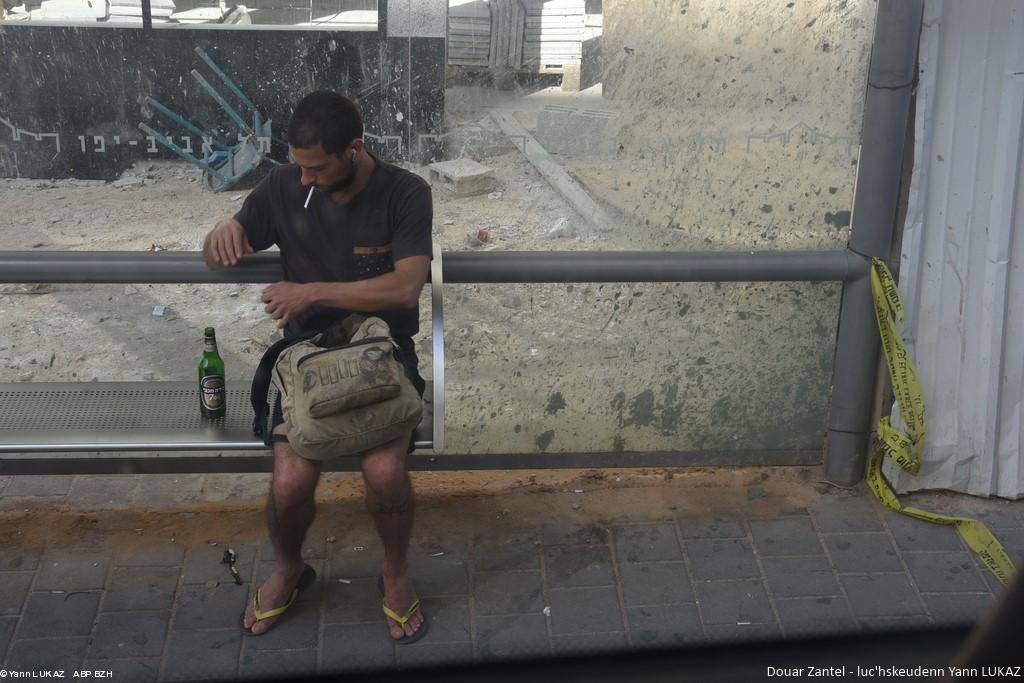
[{"xmin": 250, "ymin": 330, "xmax": 318, "ymax": 445}]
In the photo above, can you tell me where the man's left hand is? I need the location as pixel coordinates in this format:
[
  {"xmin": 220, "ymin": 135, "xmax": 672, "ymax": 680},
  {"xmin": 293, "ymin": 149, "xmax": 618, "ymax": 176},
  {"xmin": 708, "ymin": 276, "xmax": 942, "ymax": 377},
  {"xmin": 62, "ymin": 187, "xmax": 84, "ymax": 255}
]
[{"xmin": 261, "ymin": 282, "xmax": 312, "ymax": 329}]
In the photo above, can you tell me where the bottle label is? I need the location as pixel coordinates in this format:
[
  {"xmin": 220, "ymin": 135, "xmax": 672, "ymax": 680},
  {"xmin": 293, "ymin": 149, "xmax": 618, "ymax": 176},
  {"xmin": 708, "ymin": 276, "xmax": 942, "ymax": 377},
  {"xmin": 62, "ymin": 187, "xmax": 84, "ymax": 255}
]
[
  {"xmin": 200, "ymin": 375, "xmax": 226, "ymax": 411},
  {"xmin": 205, "ymin": 337, "xmax": 218, "ymax": 352}
]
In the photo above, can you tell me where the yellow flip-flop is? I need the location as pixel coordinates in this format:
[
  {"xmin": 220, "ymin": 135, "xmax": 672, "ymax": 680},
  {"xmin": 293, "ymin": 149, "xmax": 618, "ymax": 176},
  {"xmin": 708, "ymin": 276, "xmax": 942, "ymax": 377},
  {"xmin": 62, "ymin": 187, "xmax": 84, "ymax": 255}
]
[
  {"xmin": 378, "ymin": 575, "xmax": 430, "ymax": 644},
  {"xmin": 244, "ymin": 564, "xmax": 317, "ymax": 635}
]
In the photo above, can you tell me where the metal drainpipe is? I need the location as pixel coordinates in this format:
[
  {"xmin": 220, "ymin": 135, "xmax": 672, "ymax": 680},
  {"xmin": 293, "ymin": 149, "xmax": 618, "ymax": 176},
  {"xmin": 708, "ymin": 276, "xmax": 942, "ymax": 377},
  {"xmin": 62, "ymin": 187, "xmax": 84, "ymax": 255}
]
[{"xmin": 824, "ymin": 0, "xmax": 924, "ymax": 485}]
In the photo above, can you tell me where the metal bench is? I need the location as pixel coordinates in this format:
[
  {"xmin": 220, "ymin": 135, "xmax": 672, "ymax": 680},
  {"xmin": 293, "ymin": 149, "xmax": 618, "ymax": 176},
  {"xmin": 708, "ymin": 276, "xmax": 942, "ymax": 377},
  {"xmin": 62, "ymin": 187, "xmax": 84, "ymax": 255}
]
[
  {"xmin": 0, "ymin": 248, "xmax": 871, "ymax": 481},
  {"xmin": 0, "ymin": 246, "xmax": 445, "ymax": 473}
]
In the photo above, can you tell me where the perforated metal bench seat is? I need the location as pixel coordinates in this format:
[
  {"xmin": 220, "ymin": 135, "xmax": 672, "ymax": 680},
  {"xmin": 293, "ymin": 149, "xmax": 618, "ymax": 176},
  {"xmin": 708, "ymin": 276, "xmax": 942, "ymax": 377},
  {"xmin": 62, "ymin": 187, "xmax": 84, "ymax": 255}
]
[
  {"xmin": 0, "ymin": 246, "xmax": 446, "ymax": 473},
  {"xmin": 0, "ymin": 381, "xmax": 434, "ymax": 453}
]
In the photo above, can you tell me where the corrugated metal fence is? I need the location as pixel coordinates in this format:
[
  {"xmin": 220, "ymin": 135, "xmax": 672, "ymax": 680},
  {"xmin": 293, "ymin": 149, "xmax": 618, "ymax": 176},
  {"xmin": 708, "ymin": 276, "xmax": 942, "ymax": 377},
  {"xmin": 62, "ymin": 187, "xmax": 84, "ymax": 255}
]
[{"xmin": 889, "ymin": 0, "xmax": 1024, "ymax": 498}]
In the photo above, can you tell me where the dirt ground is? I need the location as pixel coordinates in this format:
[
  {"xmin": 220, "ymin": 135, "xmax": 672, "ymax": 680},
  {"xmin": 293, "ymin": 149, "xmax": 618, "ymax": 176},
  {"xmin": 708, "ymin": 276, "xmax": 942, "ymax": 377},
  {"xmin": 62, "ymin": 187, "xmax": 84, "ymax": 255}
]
[
  {"xmin": 0, "ymin": 465, "xmax": 829, "ymax": 551},
  {"xmin": 4, "ymin": 462, "xmax": 1018, "ymax": 559}
]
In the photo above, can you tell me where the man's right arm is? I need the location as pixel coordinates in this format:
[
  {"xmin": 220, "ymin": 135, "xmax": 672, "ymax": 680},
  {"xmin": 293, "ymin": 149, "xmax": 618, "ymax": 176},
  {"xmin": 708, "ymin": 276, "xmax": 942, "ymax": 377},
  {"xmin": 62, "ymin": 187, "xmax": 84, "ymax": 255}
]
[{"xmin": 203, "ymin": 218, "xmax": 254, "ymax": 270}]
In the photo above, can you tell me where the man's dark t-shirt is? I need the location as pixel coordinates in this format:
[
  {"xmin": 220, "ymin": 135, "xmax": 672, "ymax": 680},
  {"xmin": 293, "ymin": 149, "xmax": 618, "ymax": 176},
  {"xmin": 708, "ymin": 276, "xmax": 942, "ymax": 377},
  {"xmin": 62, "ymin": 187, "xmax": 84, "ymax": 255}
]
[{"xmin": 233, "ymin": 155, "xmax": 432, "ymax": 343}]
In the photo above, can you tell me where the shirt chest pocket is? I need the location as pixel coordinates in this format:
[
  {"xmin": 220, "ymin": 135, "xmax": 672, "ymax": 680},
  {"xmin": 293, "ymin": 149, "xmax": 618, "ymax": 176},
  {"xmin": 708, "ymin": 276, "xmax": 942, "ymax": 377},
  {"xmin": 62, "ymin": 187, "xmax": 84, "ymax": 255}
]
[{"xmin": 352, "ymin": 244, "xmax": 394, "ymax": 280}]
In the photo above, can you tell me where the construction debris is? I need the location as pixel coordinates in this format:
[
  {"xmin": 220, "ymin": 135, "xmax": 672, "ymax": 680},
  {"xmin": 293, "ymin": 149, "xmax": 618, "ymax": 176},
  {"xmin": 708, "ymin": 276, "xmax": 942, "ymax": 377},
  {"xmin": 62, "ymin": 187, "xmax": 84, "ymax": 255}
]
[
  {"xmin": 427, "ymin": 158, "xmax": 498, "ymax": 198},
  {"xmin": 546, "ymin": 217, "xmax": 575, "ymax": 239},
  {"xmin": 491, "ymin": 110, "xmax": 615, "ymax": 233},
  {"xmin": 522, "ymin": 0, "xmax": 585, "ymax": 68},
  {"xmin": 536, "ymin": 106, "xmax": 620, "ymax": 157},
  {"xmin": 447, "ymin": 0, "xmax": 491, "ymax": 67}
]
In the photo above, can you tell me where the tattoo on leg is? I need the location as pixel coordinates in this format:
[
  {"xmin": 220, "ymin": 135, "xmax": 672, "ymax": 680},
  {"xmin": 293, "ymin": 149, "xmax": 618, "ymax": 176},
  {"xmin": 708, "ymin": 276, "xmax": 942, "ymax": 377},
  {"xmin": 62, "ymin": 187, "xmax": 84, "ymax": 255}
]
[
  {"xmin": 375, "ymin": 499, "xmax": 410, "ymax": 516},
  {"xmin": 267, "ymin": 490, "xmax": 282, "ymax": 537}
]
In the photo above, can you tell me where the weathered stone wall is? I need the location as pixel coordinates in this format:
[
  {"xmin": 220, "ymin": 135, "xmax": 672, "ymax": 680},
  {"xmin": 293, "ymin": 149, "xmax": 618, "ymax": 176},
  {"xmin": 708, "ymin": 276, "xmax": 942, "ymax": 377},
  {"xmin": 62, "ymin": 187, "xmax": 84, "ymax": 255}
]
[
  {"xmin": 598, "ymin": 0, "xmax": 874, "ymax": 249},
  {"xmin": 440, "ymin": 0, "xmax": 876, "ymax": 456}
]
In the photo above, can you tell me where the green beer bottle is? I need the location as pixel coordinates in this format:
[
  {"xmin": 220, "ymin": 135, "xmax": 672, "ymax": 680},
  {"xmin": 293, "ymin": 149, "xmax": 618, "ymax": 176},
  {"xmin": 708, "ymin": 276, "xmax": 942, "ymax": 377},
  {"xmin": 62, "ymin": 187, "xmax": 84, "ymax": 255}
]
[{"xmin": 198, "ymin": 326, "xmax": 226, "ymax": 419}]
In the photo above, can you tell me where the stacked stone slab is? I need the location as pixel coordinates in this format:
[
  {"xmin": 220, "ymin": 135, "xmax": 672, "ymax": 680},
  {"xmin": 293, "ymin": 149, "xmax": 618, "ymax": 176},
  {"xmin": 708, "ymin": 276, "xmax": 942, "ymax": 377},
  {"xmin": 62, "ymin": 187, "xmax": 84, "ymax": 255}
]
[
  {"xmin": 535, "ymin": 105, "xmax": 619, "ymax": 157},
  {"xmin": 487, "ymin": 0, "xmax": 525, "ymax": 68},
  {"xmin": 446, "ymin": 0, "xmax": 585, "ymax": 73},
  {"xmin": 301, "ymin": 8, "xmax": 377, "ymax": 27},
  {"xmin": 448, "ymin": 0, "xmax": 491, "ymax": 67},
  {"xmin": 108, "ymin": 0, "xmax": 175, "ymax": 23},
  {"xmin": 426, "ymin": 158, "xmax": 498, "ymax": 197},
  {"xmin": 32, "ymin": 0, "xmax": 108, "ymax": 20},
  {"xmin": 522, "ymin": 0, "xmax": 584, "ymax": 68}
]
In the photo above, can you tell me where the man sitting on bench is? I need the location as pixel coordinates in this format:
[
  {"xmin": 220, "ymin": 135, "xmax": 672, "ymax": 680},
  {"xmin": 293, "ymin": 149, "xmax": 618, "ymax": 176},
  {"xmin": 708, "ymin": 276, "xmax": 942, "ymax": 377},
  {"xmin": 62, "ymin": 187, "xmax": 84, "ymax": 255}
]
[{"xmin": 202, "ymin": 91, "xmax": 432, "ymax": 643}]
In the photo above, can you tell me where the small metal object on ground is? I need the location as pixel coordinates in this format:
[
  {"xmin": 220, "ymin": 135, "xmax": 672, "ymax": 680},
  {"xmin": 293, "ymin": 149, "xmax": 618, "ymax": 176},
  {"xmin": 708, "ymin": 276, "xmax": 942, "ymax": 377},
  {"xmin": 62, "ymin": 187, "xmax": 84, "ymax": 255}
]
[{"xmin": 221, "ymin": 548, "xmax": 243, "ymax": 585}]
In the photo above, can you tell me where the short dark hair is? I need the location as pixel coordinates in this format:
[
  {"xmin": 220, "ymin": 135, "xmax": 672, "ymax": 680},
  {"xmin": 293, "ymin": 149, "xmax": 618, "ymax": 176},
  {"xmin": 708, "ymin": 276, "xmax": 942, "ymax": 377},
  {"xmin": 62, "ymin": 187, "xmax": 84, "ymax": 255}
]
[{"xmin": 287, "ymin": 91, "xmax": 363, "ymax": 155}]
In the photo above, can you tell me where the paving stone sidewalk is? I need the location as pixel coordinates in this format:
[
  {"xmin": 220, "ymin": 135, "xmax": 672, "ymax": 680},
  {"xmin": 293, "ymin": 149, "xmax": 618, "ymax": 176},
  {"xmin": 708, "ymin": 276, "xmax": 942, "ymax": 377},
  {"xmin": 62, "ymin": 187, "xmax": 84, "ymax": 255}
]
[{"xmin": 0, "ymin": 474, "xmax": 1021, "ymax": 681}]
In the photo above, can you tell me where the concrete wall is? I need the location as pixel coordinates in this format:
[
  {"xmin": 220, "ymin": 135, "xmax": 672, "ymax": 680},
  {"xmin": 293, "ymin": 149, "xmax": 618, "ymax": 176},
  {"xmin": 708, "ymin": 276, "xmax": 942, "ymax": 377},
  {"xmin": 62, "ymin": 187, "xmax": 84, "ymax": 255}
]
[{"xmin": 599, "ymin": 0, "xmax": 874, "ymax": 250}]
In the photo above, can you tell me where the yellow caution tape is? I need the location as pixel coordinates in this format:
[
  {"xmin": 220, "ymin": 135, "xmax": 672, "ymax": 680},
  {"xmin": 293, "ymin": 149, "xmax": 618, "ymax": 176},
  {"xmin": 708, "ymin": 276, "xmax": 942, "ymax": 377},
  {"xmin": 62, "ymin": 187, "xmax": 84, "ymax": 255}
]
[{"xmin": 866, "ymin": 258, "xmax": 1015, "ymax": 585}]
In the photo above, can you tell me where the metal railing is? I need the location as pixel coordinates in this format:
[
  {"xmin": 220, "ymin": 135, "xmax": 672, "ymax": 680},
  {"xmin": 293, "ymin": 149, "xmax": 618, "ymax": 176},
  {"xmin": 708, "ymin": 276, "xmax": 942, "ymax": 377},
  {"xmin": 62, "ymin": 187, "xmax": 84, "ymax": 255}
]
[
  {"xmin": 1, "ymin": 248, "xmax": 868, "ymax": 478},
  {"xmin": 0, "ymin": 249, "xmax": 862, "ymax": 284}
]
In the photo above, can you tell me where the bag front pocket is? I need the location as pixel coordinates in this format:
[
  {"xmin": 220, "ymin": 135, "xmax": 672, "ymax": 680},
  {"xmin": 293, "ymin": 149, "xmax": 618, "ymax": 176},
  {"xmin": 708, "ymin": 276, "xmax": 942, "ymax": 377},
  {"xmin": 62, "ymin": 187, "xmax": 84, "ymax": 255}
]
[{"xmin": 294, "ymin": 339, "xmax": 404, "ymax": 417}]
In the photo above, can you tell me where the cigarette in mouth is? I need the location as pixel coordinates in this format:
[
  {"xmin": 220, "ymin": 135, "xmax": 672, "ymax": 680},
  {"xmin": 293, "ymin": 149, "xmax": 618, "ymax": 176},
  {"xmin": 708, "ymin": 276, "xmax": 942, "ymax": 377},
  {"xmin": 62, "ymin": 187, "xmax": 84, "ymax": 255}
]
[{"xmin": 304, "ymin": 186, "xmax": 315, "ymax": 209}]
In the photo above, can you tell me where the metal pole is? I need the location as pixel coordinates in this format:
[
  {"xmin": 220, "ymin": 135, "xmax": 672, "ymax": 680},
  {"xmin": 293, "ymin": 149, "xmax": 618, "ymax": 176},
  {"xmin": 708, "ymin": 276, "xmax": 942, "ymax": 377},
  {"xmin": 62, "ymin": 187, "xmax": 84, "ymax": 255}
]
[
  {"xmin": 194, "ymin": 47, "xmax": 259, "ymax": 115},
  {"xmin": 143, "ymin": 97, "xmax": 232, "ymax": 151},
  {"xmin": 0, "ymin": 251, "xmax": 284, "ymax": 284},
  {"xmin": 441, "ymin": 250, "xmax": 863, "ymax": 284},
  {"xmin": 0, "ymin": 250, "xmax": 865, "ymax": 285},
  {"xmin": 824, "ymin": 0, "xmax": 924, "ymax": 485},
  {"xmin": 137, "ymin": 124, "xmax": 231, "ymax": 181},
  {"xmin": 190, "ymin": 70, "xmax": 254, "ymax": 136}
]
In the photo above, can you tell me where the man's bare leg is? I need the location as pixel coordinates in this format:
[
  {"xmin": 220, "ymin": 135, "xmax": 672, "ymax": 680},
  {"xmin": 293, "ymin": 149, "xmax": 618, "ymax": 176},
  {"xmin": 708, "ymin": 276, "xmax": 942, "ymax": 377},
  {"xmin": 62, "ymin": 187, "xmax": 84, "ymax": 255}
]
[
  {"xmin": 361, "ymin": 432, "xmax": 424, "ymax": 640},
  {"xmin": 242, "ymin": 424, "xmax": 321, "ymax": 635}
]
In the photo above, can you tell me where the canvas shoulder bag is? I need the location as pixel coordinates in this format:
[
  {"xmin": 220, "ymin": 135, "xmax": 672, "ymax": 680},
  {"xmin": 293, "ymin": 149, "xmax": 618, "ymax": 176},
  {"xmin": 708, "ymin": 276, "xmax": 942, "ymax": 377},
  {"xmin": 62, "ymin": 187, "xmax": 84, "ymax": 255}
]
[{"xmin": 251, "ymin": 315, "xmax": 423, "ymax": 460}]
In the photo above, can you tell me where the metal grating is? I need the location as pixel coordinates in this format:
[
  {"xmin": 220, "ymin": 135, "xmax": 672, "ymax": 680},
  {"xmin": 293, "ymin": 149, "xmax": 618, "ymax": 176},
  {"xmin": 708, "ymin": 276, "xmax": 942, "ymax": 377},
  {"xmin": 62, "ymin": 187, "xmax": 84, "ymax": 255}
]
[
  {"xmin": 0, "ymin": 382, "xmax": 260, "ymax": 432},
  {"xmin": 0, "ymin": 381, "xmax": 432, "ymax": 453}
]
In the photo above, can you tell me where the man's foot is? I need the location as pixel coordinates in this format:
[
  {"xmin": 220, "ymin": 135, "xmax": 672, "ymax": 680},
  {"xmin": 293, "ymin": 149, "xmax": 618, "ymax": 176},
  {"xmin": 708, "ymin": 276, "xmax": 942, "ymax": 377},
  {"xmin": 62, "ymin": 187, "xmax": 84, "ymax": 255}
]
[
  {"xmin": 379, "ymin": 573, "xmax": 427, "ymax": 642},
  {"xmin": 241, "ymin": 563, "xmax": 315, "ymax": 635}
]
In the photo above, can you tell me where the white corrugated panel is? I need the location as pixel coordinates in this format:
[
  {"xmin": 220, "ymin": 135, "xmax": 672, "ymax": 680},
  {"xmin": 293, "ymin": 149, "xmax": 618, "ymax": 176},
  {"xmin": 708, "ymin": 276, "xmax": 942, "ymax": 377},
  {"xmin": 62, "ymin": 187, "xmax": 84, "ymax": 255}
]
[{"xmin": 888, "ymin": 0, "xmax": 1024, "ymax": 498}]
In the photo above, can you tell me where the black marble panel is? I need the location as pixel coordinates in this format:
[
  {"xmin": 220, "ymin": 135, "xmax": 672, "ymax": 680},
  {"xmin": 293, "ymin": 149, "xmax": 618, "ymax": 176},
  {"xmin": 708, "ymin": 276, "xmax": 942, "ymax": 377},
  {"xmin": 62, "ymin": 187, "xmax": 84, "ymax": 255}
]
[
  {"xmin": 0, "ymin": 23, "xmax": 444, "ymax": 179},
  {"xmin": 410, "ymin": 37, "xmax": 445, "ymax": 163}
]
